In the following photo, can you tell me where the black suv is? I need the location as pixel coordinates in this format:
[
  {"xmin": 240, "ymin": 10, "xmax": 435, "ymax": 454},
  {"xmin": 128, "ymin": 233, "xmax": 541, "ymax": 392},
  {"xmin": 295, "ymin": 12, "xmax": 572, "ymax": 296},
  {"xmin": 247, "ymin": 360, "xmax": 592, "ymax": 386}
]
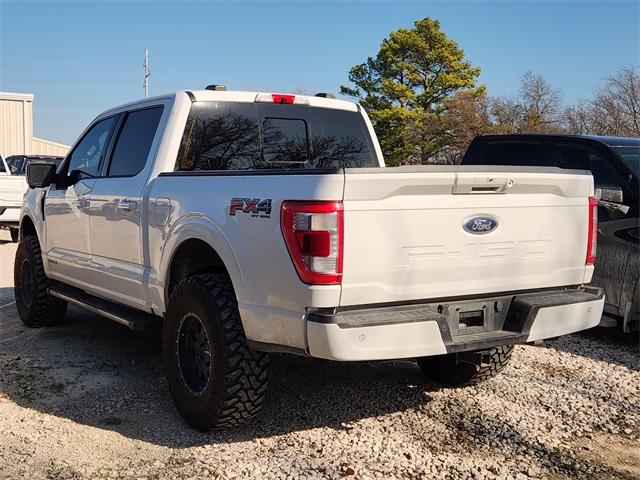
[{"xmin": 462, "ymin": 134, "xmax": 639, "ymax": 332}]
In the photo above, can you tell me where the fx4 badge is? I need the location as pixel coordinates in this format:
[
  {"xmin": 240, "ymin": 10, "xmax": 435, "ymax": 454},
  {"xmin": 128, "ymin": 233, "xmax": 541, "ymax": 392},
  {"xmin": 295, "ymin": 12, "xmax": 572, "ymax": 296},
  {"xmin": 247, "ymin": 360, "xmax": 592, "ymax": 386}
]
[{"xmin": 229, "ymin": 198, "xmax": 272, "ymax": 218}]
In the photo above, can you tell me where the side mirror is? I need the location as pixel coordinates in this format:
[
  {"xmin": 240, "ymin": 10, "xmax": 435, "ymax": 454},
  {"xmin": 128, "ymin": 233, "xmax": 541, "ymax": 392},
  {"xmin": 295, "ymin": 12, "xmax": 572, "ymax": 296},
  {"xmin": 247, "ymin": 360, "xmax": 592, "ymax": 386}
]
[
  {"xmin": 598, "ymin": 199, "xmax": 630, "ymax": 215},
  {"xmin": 595, "ymin": 186, "xmax": 624, "ymax": 204},
  {"xmin": 27, "ymin": 161, "xmax": 58, "ymax": 189}
]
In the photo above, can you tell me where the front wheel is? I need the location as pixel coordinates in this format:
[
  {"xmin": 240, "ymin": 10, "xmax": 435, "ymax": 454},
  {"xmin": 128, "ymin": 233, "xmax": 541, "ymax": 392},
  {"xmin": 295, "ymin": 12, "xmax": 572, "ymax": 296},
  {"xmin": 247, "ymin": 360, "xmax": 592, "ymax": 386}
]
[
  {"xmin": 14, "ymin": 236, "xmax": 67, "ymax": 327},
  {"xmin": 163, "ymin": 273, "xmax": 269, "ymax": 431},
  {"xmin": 417, "ymin": 345, "xmax": 514, "ymax": 387}
]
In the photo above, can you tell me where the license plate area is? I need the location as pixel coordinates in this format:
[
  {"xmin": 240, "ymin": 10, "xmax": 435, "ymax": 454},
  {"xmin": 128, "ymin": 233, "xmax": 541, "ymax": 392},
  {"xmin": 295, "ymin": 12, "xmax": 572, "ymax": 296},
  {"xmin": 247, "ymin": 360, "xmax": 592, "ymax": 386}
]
[
  {"xmin": 443, "ymin": 300, "xmax": 504, "ymax": 337},
  {"xmin": 459, "ymin": 310, "xmax": 485, "ymax": 331}
]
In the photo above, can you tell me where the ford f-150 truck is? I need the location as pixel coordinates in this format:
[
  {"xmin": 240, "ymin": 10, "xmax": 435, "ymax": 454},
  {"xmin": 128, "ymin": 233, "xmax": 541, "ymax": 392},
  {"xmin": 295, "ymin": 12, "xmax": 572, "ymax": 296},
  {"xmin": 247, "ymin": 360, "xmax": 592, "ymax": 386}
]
[{"xmin": 14, "ymin": 88, "xmax": 604, "ymax": 431}]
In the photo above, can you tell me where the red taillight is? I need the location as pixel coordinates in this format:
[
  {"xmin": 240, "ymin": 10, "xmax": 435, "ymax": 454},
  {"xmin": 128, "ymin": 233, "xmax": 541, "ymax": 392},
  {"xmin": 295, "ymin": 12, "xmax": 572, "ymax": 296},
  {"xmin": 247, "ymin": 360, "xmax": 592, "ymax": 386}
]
[
  {"xmin": 272, "ymin": 94, "xmax": 295, "ymax": 104},
  {"xmin": 281, "ymin": 201, "xmax": 343, "ymax": 285},
  {"xmin": 254, "ymin": 93, "xmax": 310, "ymax": 105},
  {"xmin": 586, "ymin": 196, "xmax": 598, "ymax": 265}
]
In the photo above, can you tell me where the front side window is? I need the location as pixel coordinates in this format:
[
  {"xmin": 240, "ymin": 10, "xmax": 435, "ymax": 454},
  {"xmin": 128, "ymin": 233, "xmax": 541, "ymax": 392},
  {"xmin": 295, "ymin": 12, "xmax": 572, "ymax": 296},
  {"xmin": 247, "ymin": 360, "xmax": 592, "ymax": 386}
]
[
  {"xmin": 175, "ymin": 101, "xmax": 376, "ymax": 171},
  {"xmin": 107, "ymin": 107, "xmax": 163, "ymax": 177},
  {"xmin": 67, "ymin": 116, "xmax": 116, "ymax": 178}
]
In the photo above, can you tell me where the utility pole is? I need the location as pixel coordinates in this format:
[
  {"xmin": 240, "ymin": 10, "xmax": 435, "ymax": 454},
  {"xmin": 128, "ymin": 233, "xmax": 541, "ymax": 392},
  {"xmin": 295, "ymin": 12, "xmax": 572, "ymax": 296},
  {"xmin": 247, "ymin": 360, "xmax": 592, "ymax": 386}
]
[{"xmin": 143, "ymin": 48, "xmax": 150, "ymax": 98}]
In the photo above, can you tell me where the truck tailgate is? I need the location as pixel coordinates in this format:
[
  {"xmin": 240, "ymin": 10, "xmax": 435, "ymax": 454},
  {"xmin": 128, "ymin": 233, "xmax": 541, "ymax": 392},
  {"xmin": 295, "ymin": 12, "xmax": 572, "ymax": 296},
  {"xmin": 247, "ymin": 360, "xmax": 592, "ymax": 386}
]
[{"xmin": 340, "ymin": 166, "xmax": 593, "ymax": 306}]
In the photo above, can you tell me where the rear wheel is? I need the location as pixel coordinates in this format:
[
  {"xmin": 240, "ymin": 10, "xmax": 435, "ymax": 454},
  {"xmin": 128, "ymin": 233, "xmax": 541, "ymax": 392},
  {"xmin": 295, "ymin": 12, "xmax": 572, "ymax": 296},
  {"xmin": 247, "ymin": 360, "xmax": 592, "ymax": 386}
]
[
  {"xmin": 9, "ymin": 228, "xmax": 19, "ymax": 243},
  {"xmin": 14, "ymin": 236, "xmax": 67, "ymax": 327},
  {"xmin": 163, "ymin": 273, "xmax": 269, "ymax": 431},
  {"xmin": 417, "ymin": 345, "xmax": 513, "ymax": 387}
]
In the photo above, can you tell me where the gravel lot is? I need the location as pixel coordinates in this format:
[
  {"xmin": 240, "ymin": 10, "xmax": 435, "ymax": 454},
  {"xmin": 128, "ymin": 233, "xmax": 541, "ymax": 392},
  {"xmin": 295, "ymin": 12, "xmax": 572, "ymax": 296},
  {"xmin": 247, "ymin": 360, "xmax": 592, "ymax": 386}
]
[{"xmin": 0, "ymin": 229, "xmax": 639, "ymax": 480}]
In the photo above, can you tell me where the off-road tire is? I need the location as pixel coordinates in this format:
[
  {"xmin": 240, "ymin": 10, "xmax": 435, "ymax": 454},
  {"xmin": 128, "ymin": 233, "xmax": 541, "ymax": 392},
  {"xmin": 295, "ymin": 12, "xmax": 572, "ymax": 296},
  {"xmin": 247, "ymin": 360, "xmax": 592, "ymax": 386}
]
[
  {"xmin": 9, "ymin": 228, "xmax": 19, "ymax": 243},
  {"xmin": 163, "ymin": 273, "xmax": 269, "ymax": 431},
  {"xmin": 14, "ymin": 235, "xmax": 67, "ymax": 328},
  {"xmin": 417, "ymin": 345, "xmax": 513, "ymax": 387}
]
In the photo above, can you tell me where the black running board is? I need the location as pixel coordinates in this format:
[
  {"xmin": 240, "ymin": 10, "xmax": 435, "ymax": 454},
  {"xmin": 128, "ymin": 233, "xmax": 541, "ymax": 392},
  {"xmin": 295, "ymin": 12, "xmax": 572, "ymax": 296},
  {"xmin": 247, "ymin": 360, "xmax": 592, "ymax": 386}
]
[{"xmin": 48, "ymin": 284, "xmax": 159, "ymax": 331}]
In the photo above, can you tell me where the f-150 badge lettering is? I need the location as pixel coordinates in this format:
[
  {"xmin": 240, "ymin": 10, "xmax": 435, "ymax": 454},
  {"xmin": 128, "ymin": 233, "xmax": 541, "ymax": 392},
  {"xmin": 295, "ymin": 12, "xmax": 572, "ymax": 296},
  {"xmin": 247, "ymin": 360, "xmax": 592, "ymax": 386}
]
[
  {"xmin": 463, "ymin": 216, "xmax": 498, "ymax": 234},
  {"xmin": 229, "ymin": 198, "xmax": 272, "ymax": 218}
]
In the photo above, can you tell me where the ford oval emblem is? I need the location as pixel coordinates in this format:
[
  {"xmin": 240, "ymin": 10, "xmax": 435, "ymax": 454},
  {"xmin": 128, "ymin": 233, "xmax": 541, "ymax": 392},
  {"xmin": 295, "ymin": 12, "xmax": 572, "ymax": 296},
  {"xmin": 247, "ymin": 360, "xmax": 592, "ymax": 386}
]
[{"xmin": 463, "ymin": 215, "xmax": 498, "ymax": 234}]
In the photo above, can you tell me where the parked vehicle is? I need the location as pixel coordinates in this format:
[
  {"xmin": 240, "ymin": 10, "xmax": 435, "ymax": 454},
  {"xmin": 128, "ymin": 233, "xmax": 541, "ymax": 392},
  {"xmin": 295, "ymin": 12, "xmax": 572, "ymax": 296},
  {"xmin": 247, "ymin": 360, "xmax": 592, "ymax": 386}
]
[
  {"xmin": 462, "ymin": 134, "xmax": 639, "ymax": 332},
  {"xmin": 14, "ymin": 90, "xmax": 604, "ymax": 430},
  {"xmin": 0, "ymin": 155, "xmax": 63, "ymax": 242}
]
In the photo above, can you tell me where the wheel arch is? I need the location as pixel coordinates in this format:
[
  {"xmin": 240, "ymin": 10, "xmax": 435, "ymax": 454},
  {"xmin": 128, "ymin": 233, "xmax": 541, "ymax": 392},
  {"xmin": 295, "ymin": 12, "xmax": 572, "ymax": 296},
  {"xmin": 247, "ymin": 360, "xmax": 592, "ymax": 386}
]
[
  {"xmin": 155, "ymin": 215, "xmax": 244, "ymax": 314},
  {"xmin": 166, "ymin": 238, "xmax": 230, "ymax": 301},
  {"xmin": 20, "ymin": 214, "xmax": 37, "ymax": 240}
]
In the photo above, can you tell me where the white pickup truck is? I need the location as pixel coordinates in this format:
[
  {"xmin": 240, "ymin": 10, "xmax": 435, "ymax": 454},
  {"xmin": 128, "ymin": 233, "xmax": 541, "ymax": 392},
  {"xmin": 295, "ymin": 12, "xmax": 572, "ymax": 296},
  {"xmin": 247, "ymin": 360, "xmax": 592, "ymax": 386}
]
[
  {"xmin": 14, "ymin": 88, "xmax": 604, "ymax": 431},
  {"xmin": 0, "ymin": 155, "xmax": 62, "ymax": 242}
]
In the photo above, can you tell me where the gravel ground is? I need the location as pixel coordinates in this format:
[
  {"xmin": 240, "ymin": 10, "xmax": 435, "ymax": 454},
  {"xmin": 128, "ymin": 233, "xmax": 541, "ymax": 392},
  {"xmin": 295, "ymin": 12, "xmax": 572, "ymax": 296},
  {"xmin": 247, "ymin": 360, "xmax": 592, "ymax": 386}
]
[{"xmin": 0, "ymin": 229, "xmax": 639, "ymax": 480}]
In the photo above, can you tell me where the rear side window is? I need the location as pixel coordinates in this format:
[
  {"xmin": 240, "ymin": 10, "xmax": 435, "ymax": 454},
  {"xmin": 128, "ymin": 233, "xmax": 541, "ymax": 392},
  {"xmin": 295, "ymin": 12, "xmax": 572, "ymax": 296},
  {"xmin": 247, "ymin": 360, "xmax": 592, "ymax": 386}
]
[
  {"xmin": 175, "ymin": 101, "xmax": 376, "ymax": 171},
  {"xmin": 479, "ymin": 142, "xmax": 554, "ymax": 167},
  {"xmin": 555, "ymin": 144, "xmax": 621, "ymax": 188},
  {"xmin": 107, "ymin": 107, "xmax": 163, "ymax": 177},
  {"xmin": 553, "ymin": 145, "xmax": 591, "ymax": 170}
]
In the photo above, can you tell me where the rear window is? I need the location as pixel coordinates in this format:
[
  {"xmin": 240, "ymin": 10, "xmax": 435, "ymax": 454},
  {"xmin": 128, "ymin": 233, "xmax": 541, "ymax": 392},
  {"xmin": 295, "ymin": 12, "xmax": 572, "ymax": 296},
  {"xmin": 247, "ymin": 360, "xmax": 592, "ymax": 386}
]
[
  {"xmin": 473, "ymin": 142, "xmax": 554, "ymax": 167},
  {"xmin": 175, "ymin": 101, "xmax": 376, "ymax": 171}
]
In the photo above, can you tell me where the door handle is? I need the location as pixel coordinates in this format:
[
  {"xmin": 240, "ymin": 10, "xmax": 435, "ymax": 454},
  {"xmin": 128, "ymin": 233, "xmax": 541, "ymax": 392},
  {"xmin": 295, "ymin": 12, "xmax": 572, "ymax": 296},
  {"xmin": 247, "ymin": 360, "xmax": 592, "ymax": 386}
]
[
  {"xmin": 71, "ymin": 197, "xmax": 89, "ymax": 208},
  {"xmin": 117, "ymin": 199, "xmax": 138, "ymax": 211}
]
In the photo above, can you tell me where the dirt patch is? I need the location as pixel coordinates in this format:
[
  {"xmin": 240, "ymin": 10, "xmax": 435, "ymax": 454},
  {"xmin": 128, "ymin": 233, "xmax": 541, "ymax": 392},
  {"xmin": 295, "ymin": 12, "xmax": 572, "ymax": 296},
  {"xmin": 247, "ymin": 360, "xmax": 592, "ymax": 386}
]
[{"xmin": 573, "ymin": 432, "xmax": 640, "ymax": 479}]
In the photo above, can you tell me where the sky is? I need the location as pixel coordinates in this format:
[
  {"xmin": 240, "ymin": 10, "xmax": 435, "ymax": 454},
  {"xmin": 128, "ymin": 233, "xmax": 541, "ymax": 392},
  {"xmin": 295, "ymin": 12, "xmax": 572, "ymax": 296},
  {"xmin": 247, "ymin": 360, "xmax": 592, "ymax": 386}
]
[{"xmin": 0, "ymin": 0, "xmax": 638, "ymax": 146}]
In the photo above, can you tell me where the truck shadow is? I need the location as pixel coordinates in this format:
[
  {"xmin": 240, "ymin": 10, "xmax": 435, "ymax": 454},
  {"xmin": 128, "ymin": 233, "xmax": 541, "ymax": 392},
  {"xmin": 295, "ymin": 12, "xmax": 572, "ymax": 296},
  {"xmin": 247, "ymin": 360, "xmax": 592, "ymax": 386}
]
[{"xmin": 0, "ymin": 303, "xmax": 433, "ymax": 448}]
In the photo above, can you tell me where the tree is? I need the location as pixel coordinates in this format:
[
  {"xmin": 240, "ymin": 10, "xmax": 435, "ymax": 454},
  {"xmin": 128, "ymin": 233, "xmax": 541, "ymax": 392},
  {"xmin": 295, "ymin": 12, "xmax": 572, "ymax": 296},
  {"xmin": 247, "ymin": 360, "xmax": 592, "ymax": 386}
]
[
  {"xmin": 490, "ymin": 71, "xmax": 563, "ymax": 134},
  {"xmin": 564, "ymin": 67, "xmax": 640, "ymax": 136},
  {"xmin": 414, "ymin": 89, "xmax": 492, "ymax": 164},
  {"xmin": 340, "ymin": 17, "xmax": 482, "ymax": 165},
  {"xmin": 518, "ymin": 71, "xmax": 563, "ymax": 132}
]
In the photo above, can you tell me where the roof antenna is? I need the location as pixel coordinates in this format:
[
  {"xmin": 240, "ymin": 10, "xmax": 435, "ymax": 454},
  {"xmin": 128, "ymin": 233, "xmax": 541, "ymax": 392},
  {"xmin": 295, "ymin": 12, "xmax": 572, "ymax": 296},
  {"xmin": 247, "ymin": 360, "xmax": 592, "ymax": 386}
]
[{"xmin": 143, "ymin": 48, "xmax": 150, "ymax": 98}]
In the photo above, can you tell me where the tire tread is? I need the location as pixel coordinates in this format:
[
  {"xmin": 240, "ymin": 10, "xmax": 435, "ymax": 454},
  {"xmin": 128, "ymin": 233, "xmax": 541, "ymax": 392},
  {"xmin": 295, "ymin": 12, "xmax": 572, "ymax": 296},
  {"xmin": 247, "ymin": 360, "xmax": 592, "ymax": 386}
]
[
  {"xmin": 14, "ymin": 235, "xmax": 67, "ymax": 328},
  {"xmin": 418, "ymin": 345, "xmax": 513, "ymax": 387},
  {"xmin": 163, "ymin": 273, "xmax": 268, "ymax": 430}
]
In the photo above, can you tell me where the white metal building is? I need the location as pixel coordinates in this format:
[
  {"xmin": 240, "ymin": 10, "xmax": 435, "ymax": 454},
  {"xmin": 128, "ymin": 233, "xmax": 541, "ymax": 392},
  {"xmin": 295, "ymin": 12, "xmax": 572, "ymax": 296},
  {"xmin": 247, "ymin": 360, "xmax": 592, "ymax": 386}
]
[{"xmin": 0, "ymin": 92, "xmax": 70, "ymax": 158}]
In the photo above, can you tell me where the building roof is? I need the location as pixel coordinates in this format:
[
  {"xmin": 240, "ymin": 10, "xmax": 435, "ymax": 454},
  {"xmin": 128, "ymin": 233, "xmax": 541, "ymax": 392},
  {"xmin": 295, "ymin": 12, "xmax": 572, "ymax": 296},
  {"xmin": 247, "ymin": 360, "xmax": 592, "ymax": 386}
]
[{"xmin": 0, "ymin": 92, "xmax": 34, "ymax": 102}]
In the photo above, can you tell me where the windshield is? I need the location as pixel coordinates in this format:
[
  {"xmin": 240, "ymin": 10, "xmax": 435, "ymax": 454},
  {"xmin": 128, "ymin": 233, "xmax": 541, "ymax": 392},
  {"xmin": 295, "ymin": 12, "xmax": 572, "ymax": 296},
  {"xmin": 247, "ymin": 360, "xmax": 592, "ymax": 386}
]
[
  {"xmin": 612, "ymin": 146, "xmax": 640, "ymax": 177},
  {"xmin": 6, "ymin": 156, "xmax": 25, "ymax": 174}
]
